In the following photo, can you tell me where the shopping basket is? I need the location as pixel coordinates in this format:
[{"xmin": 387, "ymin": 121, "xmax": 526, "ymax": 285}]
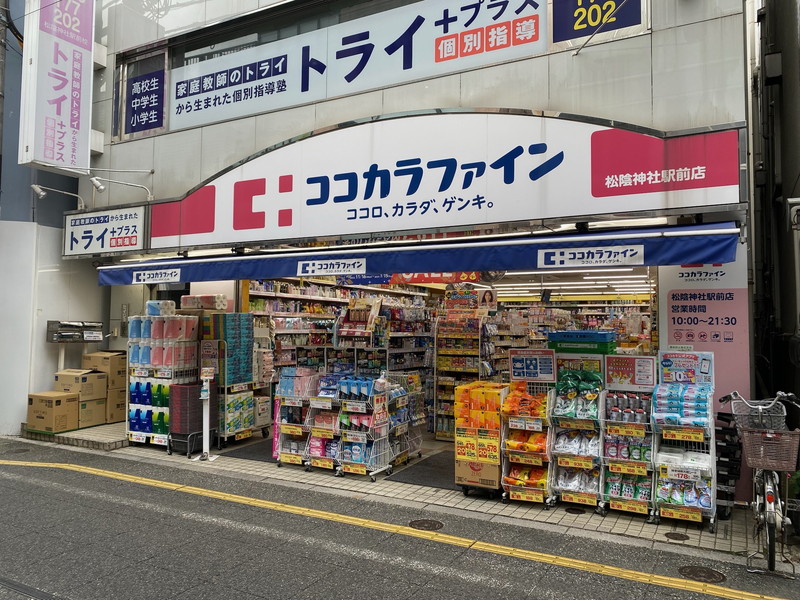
[
  {"xmin": 739, "ymin": 428, "xmax": 800, "ymax": 472},
  {"xmin": 731, "ymin": 398, "xmax": 787, "ymax": 430}
]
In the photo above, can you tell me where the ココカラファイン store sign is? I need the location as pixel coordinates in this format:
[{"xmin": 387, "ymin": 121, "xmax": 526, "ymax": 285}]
[{"xmin": 149, "ymin": 112, "xmax": 741, "ymax": 251}]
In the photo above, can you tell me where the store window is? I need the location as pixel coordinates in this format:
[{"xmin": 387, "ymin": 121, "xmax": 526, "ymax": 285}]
[{"xmin": 113, "ymin": 0, "xmax": 413, "ymax": 140}]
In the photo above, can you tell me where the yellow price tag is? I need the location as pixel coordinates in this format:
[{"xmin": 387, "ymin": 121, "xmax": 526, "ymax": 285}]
[
  {"xmin": 343, "ymin": 463, "xmax": 367, "ymax": 475},
  {"xmin": 510, "ymin": 489, "xmax": 545, "ymax": 503},
  {"xmin": 310, "ymin": 457, "xmax": 334, "ymax": 469},
  {"xmin": 508, "ymin": 453, "xmax": 543, "ymax": 466},
  {"xmin": 235, "ymin": 429, "xmax": 253, "ymax": 441},
  {"xmin": 561, "ymin": 491, "xmax": 596, "ymax": 506},
  {"xmin": 557, "ymin": 456, "xmax": 594, "ymax": 469},
  {"xmin": 280, "ymin": 424, "xmax": 303, "ymax": 436},
  {"xmin": 610, "ymin": 499, "xmax": 649, "ymax": 515},
  {"xmin": 659, "ymin": 505, "xmax": 702, "ymax": 522},
  {"xmin": 280, "ymin": 453, "xmax": 303, "ymax": 465},
  {"xmin": 606, "ymin": 424, "xmax": 646, "ymax": 438},
  {"xmin": 310, "ymin": 428, "xmax": 334, "ymax": 439},
  {"xmin": 608, "ymin": 461, "xmax": 648, "ymax": 476},
  {"xmin": 556, "ymin": 418, "xmax": 596, "ymax": 430},
  {"xmin": 662, "ymin": 428, "xmax": 705, "ymax": 443}
]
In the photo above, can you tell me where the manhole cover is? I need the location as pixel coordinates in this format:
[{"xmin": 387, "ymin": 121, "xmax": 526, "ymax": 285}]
[
  {"xmin": 565, "ymin": 507, "xmax": 586, "ymax": 515},
  {"xmin": 409, "ymin": 519, "xmax": 444, "ymax": 531},
  {"xmin": 678, "ymin": 566, "xmax": 726, "ymax": 583},
  {"xmin": 665, "ymin": 532, "xmax": 690, "ymax": 541}
]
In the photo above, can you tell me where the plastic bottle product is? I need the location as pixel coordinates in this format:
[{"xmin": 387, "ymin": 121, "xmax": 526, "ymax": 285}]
[
  {"xmin": 142, "ymin": 382, "xmax": 153, "ymax": 405},
  {"xmin": 163, "ymin": 411, "xmax": 169, "ymax": 434},
  {"xmin": 130, "ymin": 381, "xmax": 141, "ymax": 405}
]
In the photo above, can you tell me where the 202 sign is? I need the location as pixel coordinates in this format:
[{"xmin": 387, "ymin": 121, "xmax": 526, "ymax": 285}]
[{"xmin": 553, "ymin": 0, "xmax": 643, "ymax": 44}]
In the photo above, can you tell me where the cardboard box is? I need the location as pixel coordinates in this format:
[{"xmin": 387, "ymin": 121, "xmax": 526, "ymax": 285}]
[
  {"xmin": 79, "ymin": 399, "xmax": 107, "ymax": 428},
  {"xmin": 106, "ymin": 388, "xmax": 127, "ymax": 423},
  {"xmin": 455, "ymin": 460, "xmax": 501, "ymax": 490},
  {"xmin": 53, "ymin": 369, "xmax": 108, "ymax": 400},
  {"xmin": 82, "ymin": 351, "xmax": 127, "ymax": 389},
  {"xmin": 27, "ymin": 391, "xmax": 79, "ymax": 433}
]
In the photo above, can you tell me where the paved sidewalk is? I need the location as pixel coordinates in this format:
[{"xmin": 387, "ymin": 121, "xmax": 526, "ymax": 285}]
[{"xmin": 15, "ymin": 422, "xmax": 769, "ymax": 561}]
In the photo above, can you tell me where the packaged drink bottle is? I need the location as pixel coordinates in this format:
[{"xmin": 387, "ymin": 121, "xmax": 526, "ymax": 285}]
[
  {"xmin": 153, "ymin": 411, "xmax": 165, "ymax": 434},
  {"xmin": 163, "ymin": 411, "xmax": 169, "ymax": 434},
  {"xmin": 130, "ymin": 381, "xmax": 141, "ymax": 404},
  {"xmin": 153, "ymin": 384, "xmax": 163, "ymax": 408},
  {"xmin": 142, "ymin": 382, "xmax": 152, "ymax": 405}
]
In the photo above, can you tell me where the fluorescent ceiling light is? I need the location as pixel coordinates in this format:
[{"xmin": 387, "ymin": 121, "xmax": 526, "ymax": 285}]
[
  {"xmin": 507, "ymin": 268, "xmax": 633, "ymax": 276},
  {"xmin": 583, "ymin": 274, "xmax": 649, "ymax": 280}
]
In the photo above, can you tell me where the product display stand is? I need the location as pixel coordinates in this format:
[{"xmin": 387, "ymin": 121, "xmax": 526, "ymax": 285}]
[
  {"xmin": 334, "ymin": 372, "xmax": 392, "ymax": 481},
  {"xmin": 548, "ymin": 353, "xmax": 606, "ymax": 512},
  {"xmin": 454, "ymin": 381, "xmax": 504, "ymax": 497},
  {"xmin": 651, "ymin": 352, "xmax": 717, "ymax": 533},
  {"xmin": 275, "ymin": 371, "xmax": 319, "ymax": 469},
  {"xmin": 386, "ymin": 372, "xmax": 425, "ymax": 466},
  {"xmin": 434, "ymin": 312, "xmax": 484, "ymax": 441},
  {"xmin": 501, "ymin": 384, "xmax": 554, "ymax": 505}
]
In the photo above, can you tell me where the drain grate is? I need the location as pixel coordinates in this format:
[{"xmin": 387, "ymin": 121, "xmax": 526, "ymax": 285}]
[
  {"xmin": 665, "ymin": 532, "xmax": 690, "ymax": 541},
  {"xmin": 409, "ymin": 519, "xmax": 444, "ymax": 531},
  {"xmin": 678, "ymin": 566, "xmax": 726, "ymax": 583},
  {"xmin": 565, "ymin": 507, "xmax": 586, "ymax": 515}
]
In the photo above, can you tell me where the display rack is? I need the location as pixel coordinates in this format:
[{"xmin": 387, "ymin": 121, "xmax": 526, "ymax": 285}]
[
  {"xmin": 386, "ymin": 372, "xmax": 426, "ymax": 467},
  {"xmin": 334, "ymin": 374, "xmax": 392, "ymax": 481},
  {"xmin": 485, "ymin": 310, "xmax": 531, "ymax": 381},
  {"xmin": 650, "ymin": 352, "xmax": 717, "ymax": 533},
  {"xmin": 548, "ymin": 354, "xmax": 606, "ymax": 511},
  {"xmin": 598, "ymin": 354, "xmax": 658, "ymax": 519},
  {"xmin": 501, "ymin": 380, "xmax": 554, "ymax": 506},
  {"xmin": 275, "ymin": 371, "xmax": 319, "ymax": 469},
  {"xmin": 434, "ymin": 312, "xmax": 485, "ymax": 441}
]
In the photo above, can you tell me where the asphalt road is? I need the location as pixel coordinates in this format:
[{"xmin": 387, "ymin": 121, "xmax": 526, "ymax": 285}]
[{"xmin": 0, "ymin": 436, "xmax": 796, "ymax": 600}]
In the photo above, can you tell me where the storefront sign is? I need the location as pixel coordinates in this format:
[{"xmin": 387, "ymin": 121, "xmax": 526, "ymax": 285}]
[
  {"xmin": 510, "ymin": 349, "xmax": 556, "ymax": 382},
  {"xmin": 553, "ymin": 0, "xmax": 644, "ymax": 44},
  {"xmin": 64, "ymin": 207, "xmax": 145, "ymax": 257},
  {"xmin": 147, "ymin": 113, "xmax": 741, "ymax": 252},
  {"xmin": 390, "ymin": 272, "xmax": 479, "ymax": 284},
  {"xmin": 19, "ymin": 0, "xmax": 95, "ymax": 171},
  {"xmin": 168, "ymin": 0, "xmax": 547, "ymax": 131},
  {"xmin": 125, "ymin": 69, "xmax": 165, "ymax": 134},
  {"xmin": 659, "ymin": 244, "xmax": 749, "ymax": 408},
  {"xmin": 297, "ymin": 259, "xmax": 367, "ymax": 276}
]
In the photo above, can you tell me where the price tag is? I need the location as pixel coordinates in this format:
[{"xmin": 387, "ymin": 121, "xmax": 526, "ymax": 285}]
[
  {"xmin": 280, "ymin": 453, "xmax": 303, "ymax": 465},
  {"xmin": 510, "ymin": 417, "xmax": 543, "ymax": 431},
  {"xmin": 508, "ymin": 417, "xmax": 527, "ymax": 430},
  {"xmin": 309, "ymin": 398, "xmax": 333, "ymax": 410},
  {"xmin": 608, "ymin": 461, "xmax": 648, "ymax": 476},
  {"xmin": 342, "ymin": 431, "xmax": 367, "ymax": 444},
  {"xmin": 557, "ymin": 456, "xmax": 594, "ymax": 469},
  {"xmin": 659, "ymin": 465, "xmax": 703, "ymax": 481},
  {"xmin": 133, "ymin": 368, "xmax": 150, "ymax": 377},
  {"xmin": 235, "ymin": 429, "xmax": 253, "ymax": 441},
  {"xmin": 280, "ymin": 424, "xmax": 303, "ymax": 436},
  {"xmin": 561, "ymin": 491, "xmax": 597, "ymax": 506},
  {"xmin": 200, "ymin": 367, "xmax": 216, "ymax": 379},
  {"xmin": 508, "ymin": 453, "xmax": 543, "ymax": 466},
  {"xmin": 610, "ymin": 499, "xmax": 649, "ymax": 515},
  {"xmin": 342, "ymin": 401, "xmax": 367, "ymax": 413},
  {"xmin": 155, "ymin": 368, "xmax": 173, "ymax": 378},
  {"xmin": 659, "ymin": 505, "xmax": 702, "ymax": 522},
  {"xmin": 343, "ymin": 463, "xmax": 367, "ymax": 475},
  {"xmin": 394, "ymin": 422, "xmax": 409, "ymax": 436},
  {"xmin": 310, "ymin": 428, "xmax": 334, "ymax": 439},
  {"xmin": 510, "ymin": 489, "xmax": 545, "ymax": 503},
  {"xmin": 394, "ymin": 451, "xmax": 409, "ymax": 465},
  {"xmin": 395, "ymin": 395, "xmax": 408, "ymax": 408},
  {"xmin": 555, "ymin": 418, "xmax": 596, "ymax": 430},
  {"xmin": 477, "ymin": 438, "xmax": 500, "ymax": 464},
  {"xmin": 311, "ymin": 457, "xmax": 334, "ymax": 470},
  {"xmin": 230, "ymin": 382, "xmax": 251, "ymax": 393},
  {"xmin": 128, "ymin": 432, "xmax": 147, "ymax": 443},
  {"xmin": 526, "ymin": 418, "xmax": 545, "ymax": 431},
  {"xmin": 455, "ymin": 435, "xmax": 478, "ymax": 461},
  {"xmin": 662, "ymin": 428, "xmax": 705, "ymax": 442},
  {"xmin": 281, "ymin": 398, "xmax": 303, "ymax": 407},
  {"xmin": 152, "ymin": 434, "xmax": 168, "ymax": 446},
  {"xmin": 606, "ymin": 424, "xmax": 646, "ymax": 438}
]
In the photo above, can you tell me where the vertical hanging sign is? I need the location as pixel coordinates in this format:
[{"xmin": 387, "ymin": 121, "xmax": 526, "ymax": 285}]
[{"xmin": 19, "ymin": 0, "xmax": 95, "ymax": 171}]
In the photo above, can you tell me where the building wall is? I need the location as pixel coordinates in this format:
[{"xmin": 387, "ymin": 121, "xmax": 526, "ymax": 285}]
[{"xmin": 85, "ymin": 1, "xmax": 748, "ymax": 207}]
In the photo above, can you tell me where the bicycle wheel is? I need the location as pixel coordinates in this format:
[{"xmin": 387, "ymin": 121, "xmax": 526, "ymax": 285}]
[{"xmin": 766, "ymin": 520, "xmax": 776, "ymax": 571}]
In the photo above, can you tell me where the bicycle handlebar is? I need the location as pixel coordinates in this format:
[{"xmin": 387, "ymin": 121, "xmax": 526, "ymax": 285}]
[{"xmin": 720, "ymin": 390, "xmax": 800, "ymax": 411}]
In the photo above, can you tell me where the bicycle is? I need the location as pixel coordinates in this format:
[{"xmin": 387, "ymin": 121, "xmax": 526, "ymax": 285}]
[{"xmin": 720, "ymin": 391, "xmax": 800, "ymax": 577}]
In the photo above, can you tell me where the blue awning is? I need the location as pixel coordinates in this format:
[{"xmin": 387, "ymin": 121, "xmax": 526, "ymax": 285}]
[{"xmin": 97, "ymin": 222, "xmax": 741, "ymax": 286}]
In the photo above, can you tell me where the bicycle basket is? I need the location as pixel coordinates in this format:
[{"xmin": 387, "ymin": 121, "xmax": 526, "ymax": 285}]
[
  {"xmin": 740, "ymin": 428, "xmax": 800, "ymax": 471},
  {"xmin": 731, "ymin": 398, "xmax": 787, "ymax": 430}
]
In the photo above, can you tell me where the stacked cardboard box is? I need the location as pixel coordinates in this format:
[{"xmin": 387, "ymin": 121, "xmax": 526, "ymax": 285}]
[
  {"xmin": 27, "ymin": 391, "xmax": 79, "ymax": 433},
  {"xmin": 82, "ymin": 351, "xmax": 128, "ymax": 424},
  {"xmin": 53, "ymin": 368, "xmax": 108, "ymax": 428}
]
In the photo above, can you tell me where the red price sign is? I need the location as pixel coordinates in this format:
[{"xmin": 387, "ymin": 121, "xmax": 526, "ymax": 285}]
[
  {"xmin": 610, "ymin": 499, "xmax": 649, "ymax": 515},
  {"xmin": 508, "ymin": 453, "xmax": 543, "ymax": 466},
  {"xmin": 659, "ymin": 505, "xmax": 702, "ymax": 522},
  {"xmin": 608, "ymin": 461, "xmax": 648, "ymax": 477},
  {"xmin": 510, "ymin": 489, "xmax": 545, "ymax": 503}
]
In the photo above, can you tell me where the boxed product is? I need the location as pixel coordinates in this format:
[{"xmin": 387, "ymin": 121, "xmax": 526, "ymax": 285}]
[
  {"xmin": 106, "ymin": 388, "xmax": 127, "ymax": 423},
  {"xmin": 455, "ymin": 460, "xmax": 501, "ymax": 489},
  {"xmin": 79, "ymin": 399, "xmax": 107, "ymax": 428},
  {"xmin": 82, "ymin": 351, "xmax": 127, "ymax": 389},
  {"xmin": 27, "ymin": 391, "xmax": 79, "ymax": 433},
  {"xmin": 53, "ymin": 369, "xmax": 108, "ymax": 401}
]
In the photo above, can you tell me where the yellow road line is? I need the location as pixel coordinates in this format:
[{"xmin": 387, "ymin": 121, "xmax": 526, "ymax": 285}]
[{"xmin": 0, "ymin": 459, "xmax": 786, "ymax": 600}]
